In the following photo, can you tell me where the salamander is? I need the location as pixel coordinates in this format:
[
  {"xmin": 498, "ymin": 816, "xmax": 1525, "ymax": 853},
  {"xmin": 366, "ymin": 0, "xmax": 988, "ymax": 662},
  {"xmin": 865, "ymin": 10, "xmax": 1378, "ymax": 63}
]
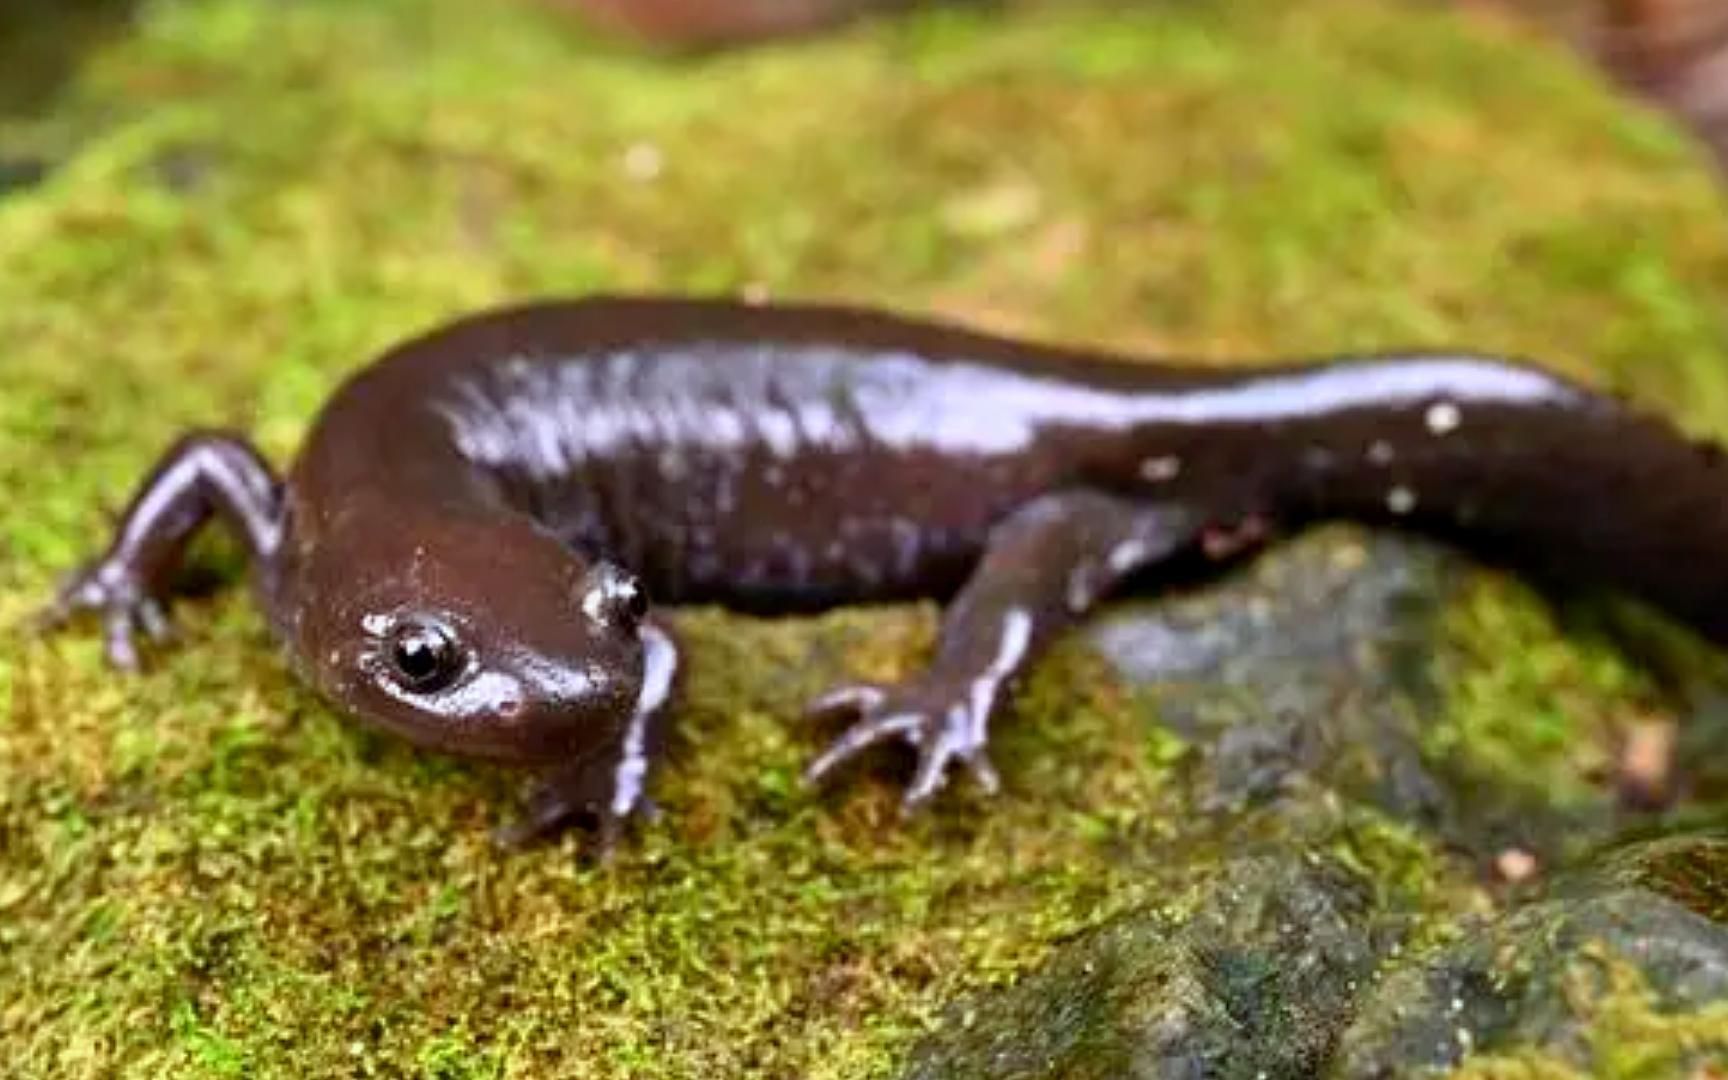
[{"xmin": 41, "ymin": 296, "xmax": 1728, "ymax": 847}]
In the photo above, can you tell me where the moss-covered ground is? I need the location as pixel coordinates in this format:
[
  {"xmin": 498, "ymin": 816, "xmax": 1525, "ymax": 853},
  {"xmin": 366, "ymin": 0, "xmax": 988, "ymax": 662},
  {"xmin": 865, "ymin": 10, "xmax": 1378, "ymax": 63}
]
[{"xmin": 4, "ymin": 0, "xmax": 1728, "ymax": 1075}]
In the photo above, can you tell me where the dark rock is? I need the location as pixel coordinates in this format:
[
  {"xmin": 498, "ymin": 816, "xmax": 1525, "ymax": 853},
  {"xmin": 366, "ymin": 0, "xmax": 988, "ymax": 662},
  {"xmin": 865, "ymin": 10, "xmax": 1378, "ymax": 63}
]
[
  {"xmin": 1336, "ymin": 833, "xmax": 1728, "ymax": 1075},
  {"xmin": 1088, "ymin": 529, "xmax": 1710, "ymax": 864},
  {"xmin": 1092, "ymin": 530, "xmax": 1501, "ymax": 847},
  {"xmin": 905, "ymin": 533, "xmax": 1728, "ymax": 1077},
  {"xmin": 903, "ymin": 852, "xmax": 1388, "ymax": 1080},
  {"xmin": 905, "ymin": 833, "xmax": 1728, "ymax": 1079}
]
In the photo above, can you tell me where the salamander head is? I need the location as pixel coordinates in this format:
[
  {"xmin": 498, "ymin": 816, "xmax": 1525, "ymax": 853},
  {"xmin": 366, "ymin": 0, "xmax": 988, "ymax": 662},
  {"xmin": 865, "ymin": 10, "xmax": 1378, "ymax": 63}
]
[{"xmin": 295, "ymin": 513, "xmax": 648, "ymax": 764}]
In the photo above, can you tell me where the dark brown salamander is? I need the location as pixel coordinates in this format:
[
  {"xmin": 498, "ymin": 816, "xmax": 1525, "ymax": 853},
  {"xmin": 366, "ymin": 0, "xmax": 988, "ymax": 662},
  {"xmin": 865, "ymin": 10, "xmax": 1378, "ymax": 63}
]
[{"xmin": 41, "ymin": 296, "xmax": 1728, "ymax": 847}]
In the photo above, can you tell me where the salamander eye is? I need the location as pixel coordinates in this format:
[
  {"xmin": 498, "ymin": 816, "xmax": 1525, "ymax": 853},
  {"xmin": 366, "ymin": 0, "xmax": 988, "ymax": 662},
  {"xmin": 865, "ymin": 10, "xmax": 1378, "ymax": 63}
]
[
  {"xmin": 580, "ymin": 562, "xmax": 649, "ymax": 629},
  {"xmin": 387, "ymin": 619, "xmax": 464, "ymax": 693},
  {"xmin": 617, "ymin": 577, "xmax": 648, "ymax": 623}
]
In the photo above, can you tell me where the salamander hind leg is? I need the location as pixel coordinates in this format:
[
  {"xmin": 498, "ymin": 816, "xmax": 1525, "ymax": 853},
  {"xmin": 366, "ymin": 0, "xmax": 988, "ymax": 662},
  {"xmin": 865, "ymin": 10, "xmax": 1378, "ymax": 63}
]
[{"xmin": 804, "ymin": 491, "xmax": 1208, "ymax": 814}]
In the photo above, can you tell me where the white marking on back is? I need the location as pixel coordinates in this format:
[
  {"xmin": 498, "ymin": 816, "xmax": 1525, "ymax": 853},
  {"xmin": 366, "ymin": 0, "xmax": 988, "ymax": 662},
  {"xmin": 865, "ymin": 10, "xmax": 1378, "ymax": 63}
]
[
  {"xmin": 1426, "ymin": 401, "xmax": 1462, "ymax": 435},
  {"xmin": 1140, "ymin": 455, "xmax": 1182, "ymax": 482},
  {"xmin": 437, "ymin": 351, "xmax": 1579, "ymax": 473}
]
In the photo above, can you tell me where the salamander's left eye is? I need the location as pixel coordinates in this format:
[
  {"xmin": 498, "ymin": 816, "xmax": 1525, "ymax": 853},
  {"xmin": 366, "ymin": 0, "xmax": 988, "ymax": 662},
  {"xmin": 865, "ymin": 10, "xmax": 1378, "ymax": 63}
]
[
  {"xmin": 387, "ymin": 619, "xmax": 464, "ymax": 693},
  {"xmin": 616, "ymin": 576, "xmax": 648, "ymax": 624}
]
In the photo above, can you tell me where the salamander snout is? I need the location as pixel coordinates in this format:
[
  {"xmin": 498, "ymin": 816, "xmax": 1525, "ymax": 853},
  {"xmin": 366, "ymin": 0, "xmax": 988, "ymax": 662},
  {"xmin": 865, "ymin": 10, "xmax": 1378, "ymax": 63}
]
[
  {"xmin": 299, "ymin": 520, "xmax": 650, "ymax": 765},
  {"xmin": 330, "ymin": 599, "xmax": 645, "ymax": 764}
]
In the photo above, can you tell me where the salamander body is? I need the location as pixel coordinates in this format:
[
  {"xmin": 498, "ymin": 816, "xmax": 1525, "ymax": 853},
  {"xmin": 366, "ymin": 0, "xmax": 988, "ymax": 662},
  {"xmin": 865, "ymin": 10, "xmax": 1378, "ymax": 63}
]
[{"xmin": 46, "ymin": 297, "xmax": 1728, "ymax": 845}]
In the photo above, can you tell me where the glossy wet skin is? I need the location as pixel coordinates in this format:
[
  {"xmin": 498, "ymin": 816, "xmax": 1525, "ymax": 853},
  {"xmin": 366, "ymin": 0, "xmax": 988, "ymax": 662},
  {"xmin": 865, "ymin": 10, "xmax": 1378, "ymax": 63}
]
[
  {"xmin": 43, "ymin": 296, "xmax": 1728, "ymax": 848},
  {"xmin": 286, "ymin": 510, "xmax": 648, "ymax": 764}
]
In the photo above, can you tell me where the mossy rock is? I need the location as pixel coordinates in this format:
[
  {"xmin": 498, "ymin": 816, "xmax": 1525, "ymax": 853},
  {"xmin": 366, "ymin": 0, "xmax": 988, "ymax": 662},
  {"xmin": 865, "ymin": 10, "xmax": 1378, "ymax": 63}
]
[
  {"xmin": 1335, "ymin": 832, "xmax": 1728, "ymax": 1077},
  {"xmin": 903, "ymin": 848, "xmax": 1392, "ymax": 1079},
  {"xmin": 909, "ymin": 830, "xmax": 1728, "ymax": 1079},
  {"xmin": 5, "ymin": 0, "xmax": 1728, "ymax": 1076}
]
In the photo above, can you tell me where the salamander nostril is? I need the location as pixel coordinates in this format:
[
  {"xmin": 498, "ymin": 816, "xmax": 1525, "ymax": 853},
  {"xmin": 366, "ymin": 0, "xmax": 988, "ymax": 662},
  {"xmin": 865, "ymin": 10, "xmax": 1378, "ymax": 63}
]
[{"xmin": 496, "ymin": 696, "xmax": 524, "ymax": 720}]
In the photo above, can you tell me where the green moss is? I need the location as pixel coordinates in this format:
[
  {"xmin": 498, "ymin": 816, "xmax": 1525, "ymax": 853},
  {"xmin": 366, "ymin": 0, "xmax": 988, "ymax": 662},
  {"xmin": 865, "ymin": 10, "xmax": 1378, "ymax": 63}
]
[
  {"xmin": 1325, "ymin": 808, "xmax": 1460, "ymax": 919},
  {"xmin": 1449, "ymin": 952, "xmax": 1728, "ymax": 1079},
  {"xmin": 1425, "ymin": 574, "xmax": 1659, "ymax": 813},
  {"xmin": 5, "ymin": 0, "xmax": 1728, "ymax": 1075}
]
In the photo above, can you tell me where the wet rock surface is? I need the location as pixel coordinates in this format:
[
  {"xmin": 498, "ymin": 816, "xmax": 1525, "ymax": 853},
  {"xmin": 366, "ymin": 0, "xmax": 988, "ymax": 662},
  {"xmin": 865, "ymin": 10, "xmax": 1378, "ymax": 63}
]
[
  {"xmin": 1337, "ymin": 834, "xmax": 1728, "ymax": 1075},
  {"xmin": 906, "ymin": 532, "xmax": 1728, "ymax": 1076},
  {"xmin": 1090, "ymin": 529, "xmax": 1612, "ymax": 861},
  {"xmin": 903, "ymin": 851, "xmax": 1390, "ymax": 1080},
  {"xmin": 1091, "ymin": 530, "xmax": 1455, "ymax": 829},
  {"xmin": 907, "ymin": 832, "xmax": 1728, "ymax": 1078}
]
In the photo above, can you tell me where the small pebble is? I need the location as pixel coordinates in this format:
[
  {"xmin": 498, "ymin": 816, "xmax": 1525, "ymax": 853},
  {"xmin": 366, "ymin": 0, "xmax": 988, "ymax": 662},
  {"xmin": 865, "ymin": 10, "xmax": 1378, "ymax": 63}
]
[
  {"xmin": 1494, "ymin": 847, "xmax": 1539, "ymax": 884},
  {"xmin": 621, "ymin": 141, "xmax": 664, "ymax": 182}
]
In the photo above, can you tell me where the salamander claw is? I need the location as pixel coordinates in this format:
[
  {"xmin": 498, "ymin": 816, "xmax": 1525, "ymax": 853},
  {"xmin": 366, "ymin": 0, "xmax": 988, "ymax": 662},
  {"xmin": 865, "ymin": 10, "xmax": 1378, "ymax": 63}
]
[
  {"xmin": 135, "ymin": 596, "xmax": 173, "ymax": 642},
  {"xmin": 803, "ymin": 677, "xmax": 1003, "ymax": 811},
  {"xmin": 804, "ymin": 710, "xmax": 923, "ymax": 781},
  {"xmin": 803, "ymin": 683, "xmax": 887, "ymax": 721},
  {"xmin": 103, "ymin": 608, "xmax": 140, "ymax": 672},
  {"xmin": 494, "ymin": 762, "xmax": 659, "ymax": 859},
  {"xmin": 903, "ymin": 718, "xmax": 1001, "ymax": 813},
  {"xmin": 39, "ymin": 560, "xmax": 173, "ymax": 671}
]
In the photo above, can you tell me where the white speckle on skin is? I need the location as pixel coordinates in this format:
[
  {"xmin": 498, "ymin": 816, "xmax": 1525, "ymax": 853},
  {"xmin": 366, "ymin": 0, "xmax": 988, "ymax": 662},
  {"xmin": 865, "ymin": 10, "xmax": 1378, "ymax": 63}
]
[
  {"xmin": 1367, "ymin": 439, "xmax": 1396, "ymax": 466},
  {"xmin": 1139, "ymin": 455, "xmax": 1182, "ymax": 482},
  {"xmin": 621, "ymin": 141, "xmax": 664, "ymax": 182},
  {"xmin": 1387, "ymin": 485, "xmax": 1417, "ymax": 515},
  {"xmin": 1426, "ymin": 400, "xmax": 1462, "ymax": 435},
  {"xmin": 1065, "ymin": 569, "xmax": 1096, "ymax": 613},
  {"xmin": 1107, "ymin": 538, "xmax": 1151, "ymax": 575},
  {"xmin": 659, "ymin": 450, "xmax": 688, "ymax": 483}
]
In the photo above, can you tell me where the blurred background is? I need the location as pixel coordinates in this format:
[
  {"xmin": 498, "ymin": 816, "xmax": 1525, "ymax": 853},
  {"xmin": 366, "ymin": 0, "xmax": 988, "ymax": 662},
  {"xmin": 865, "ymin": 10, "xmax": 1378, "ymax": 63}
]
[
  {"xmin": 1482, "ymin": 0, "xmax": 1728, "ymax": 171},
  {"xmin": 4, "ymin": 0, "xmax": 1728, "ymax": 172}
]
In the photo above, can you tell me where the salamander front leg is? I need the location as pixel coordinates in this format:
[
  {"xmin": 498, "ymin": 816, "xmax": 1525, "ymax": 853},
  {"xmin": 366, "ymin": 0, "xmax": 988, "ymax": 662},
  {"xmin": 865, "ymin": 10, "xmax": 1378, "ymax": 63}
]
[
  {"xmin": 40, "ymin": 431, "xmax": 283, "ymax": 670},
  {"xmin": 805, "ymin": 491, "xmax": 1206, "ymax": 813},
  {"xmin": 495, "ymin": 619, "xmax": 681, "ymax": 854}
]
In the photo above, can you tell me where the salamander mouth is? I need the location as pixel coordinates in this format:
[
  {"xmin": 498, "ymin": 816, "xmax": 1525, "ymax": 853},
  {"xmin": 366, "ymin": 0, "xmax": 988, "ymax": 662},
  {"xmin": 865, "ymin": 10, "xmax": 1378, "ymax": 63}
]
[{"xmin": 351, "ymin": 699, "xmax": 590, "ymax": 765}]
